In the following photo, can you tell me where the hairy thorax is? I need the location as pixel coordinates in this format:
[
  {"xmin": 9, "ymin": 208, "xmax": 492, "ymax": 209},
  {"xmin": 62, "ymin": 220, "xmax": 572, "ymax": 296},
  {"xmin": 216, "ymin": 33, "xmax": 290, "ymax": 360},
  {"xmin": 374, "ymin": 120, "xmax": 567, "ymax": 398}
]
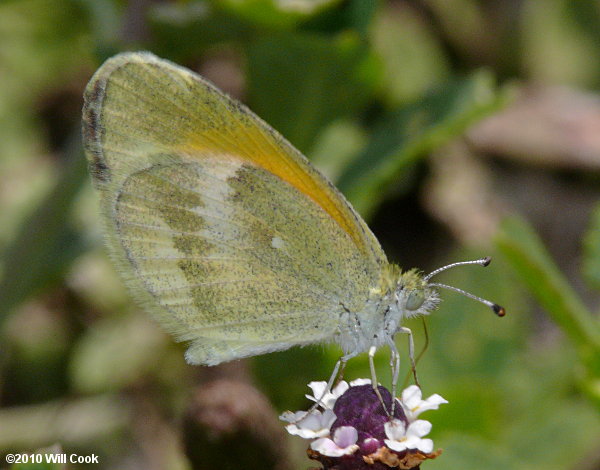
[{"xmin": 335, "ymin": 264, "xmax": 439, "ymax": 357}]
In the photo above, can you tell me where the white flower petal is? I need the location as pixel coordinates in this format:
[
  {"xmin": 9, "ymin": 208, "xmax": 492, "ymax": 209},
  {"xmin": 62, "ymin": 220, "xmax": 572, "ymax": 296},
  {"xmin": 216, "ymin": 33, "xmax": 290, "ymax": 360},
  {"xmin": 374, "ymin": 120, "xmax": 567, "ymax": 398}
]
[
  {"xmin": 306, "ymin": 381, "xmax": 349, "ymax": 409},
  {"xmin": 406, "ymin": 420, "xmax": 432, "ymax": 438},
  {"xmin": 417, "ymin": 438, "xmax": 434, "ymax": 453},
  {"xmin": 286, "ymin": 424, "xmax": 326, "ymax": 439},
  {"xmin": 311, "ymin": 438, "xmax": 337, "ymax": 455},
  {"xmin": 402, "ymin": 435, "xmax": 434, "ymax": 453},
  {"xmin": 307, "ymin": 381, "xmax": 328, "ymax": 401},
  {"xmin": 281, "ymin": 409, "xmax": 336, "ymax": 439},
  {"xmin": 400, "ymin": 386, "xmax": 448, "ymax": 421},
  {"xmin": 279, "ymin": 410, "xmax": 300, "ymax": 423},
  {"xmin": 384, "ymin": 419, "xmax": 407, "ymax": 441},
  {"xmin": 425, "ymin": 394, "xmax": 448, "ymax": 407},
  {"xmin": 321, "ymin": 409, "xmax": 337, "ymax": 429},
  {"xmin": 333, "ymin": 426, "xmax": 358, "ymax": 448},
  {"xmin": 332, "ymin": 381, "xmax": 350, "ymax": 396},
  {"xmin": 349, "ymin": 378, "xmax": 372, "ymax": 386},
  {"xmin": 402, "ymin": 385, "xmax": 423, "ymax": 409},
  {"xmin": 384, "ymin": 438, "xmax": 408, "ymax": 453},
  {"xmin": 311, "ymin": 427, "xmax": 359, "ymax": 457},
  {"xmin": 384, "ymin": 418, "xmax": 435, "ymax": 454},
  {"xmin": 412, "ymin": 394, "xmax": 448, "ymax": 416},
  {"xmin": 298, "ymin": 413, "xmax": 324, "ymax": 431}
]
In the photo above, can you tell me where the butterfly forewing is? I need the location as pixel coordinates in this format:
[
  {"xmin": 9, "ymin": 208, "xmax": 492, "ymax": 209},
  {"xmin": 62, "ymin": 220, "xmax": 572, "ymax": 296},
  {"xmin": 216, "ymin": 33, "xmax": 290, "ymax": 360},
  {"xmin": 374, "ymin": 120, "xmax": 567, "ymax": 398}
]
[{"xmin": 82, "ymin": 52, "xmax": 387, "ymax": 364}]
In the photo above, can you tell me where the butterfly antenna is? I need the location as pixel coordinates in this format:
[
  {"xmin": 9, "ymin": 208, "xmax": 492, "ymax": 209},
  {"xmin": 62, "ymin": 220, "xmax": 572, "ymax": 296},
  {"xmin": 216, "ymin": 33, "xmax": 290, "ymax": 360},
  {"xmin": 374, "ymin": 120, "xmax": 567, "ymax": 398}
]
[
  {"xmin": 425, "ymin": 257, "xmax": 506, "ymax": 317},
  {"xmin": 424, "ymin": 256, "xmax": 491, "ymax": 281}
]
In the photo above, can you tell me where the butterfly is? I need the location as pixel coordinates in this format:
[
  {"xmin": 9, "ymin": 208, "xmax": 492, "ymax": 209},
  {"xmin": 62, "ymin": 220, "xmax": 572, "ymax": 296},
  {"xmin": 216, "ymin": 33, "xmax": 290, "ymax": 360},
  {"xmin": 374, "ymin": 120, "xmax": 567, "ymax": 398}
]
[{"xmin": 82, "ymin": 52, "xmax": 504, "ymax": 392}]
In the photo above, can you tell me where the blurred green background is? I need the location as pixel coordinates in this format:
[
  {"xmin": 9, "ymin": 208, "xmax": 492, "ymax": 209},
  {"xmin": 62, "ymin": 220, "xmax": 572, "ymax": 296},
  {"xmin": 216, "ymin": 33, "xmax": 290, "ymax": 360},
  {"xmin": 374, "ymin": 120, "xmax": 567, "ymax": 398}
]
[{"xmin": 0, "ymin": 0, "xmax": 599, "ymax": 469}]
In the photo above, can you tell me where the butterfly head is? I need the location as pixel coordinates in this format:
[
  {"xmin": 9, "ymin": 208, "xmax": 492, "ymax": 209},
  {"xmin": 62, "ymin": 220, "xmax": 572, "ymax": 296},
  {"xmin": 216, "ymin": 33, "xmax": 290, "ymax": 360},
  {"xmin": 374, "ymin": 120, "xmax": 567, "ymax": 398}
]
[
  {"xmin": 384, "ymin": 257, "xmax": 505, "ymax": 328},
  {"xmin": 393, "ymin": 268, "xmax": 440, "ymax": 319}
]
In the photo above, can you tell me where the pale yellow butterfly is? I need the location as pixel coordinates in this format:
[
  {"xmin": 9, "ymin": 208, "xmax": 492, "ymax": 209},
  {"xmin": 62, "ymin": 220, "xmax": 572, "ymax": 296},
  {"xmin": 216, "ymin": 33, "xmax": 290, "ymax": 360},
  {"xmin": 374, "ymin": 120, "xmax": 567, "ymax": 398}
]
[{"xmin": 82, "ymin": 52, "xmax": 504, "ymax": 392}]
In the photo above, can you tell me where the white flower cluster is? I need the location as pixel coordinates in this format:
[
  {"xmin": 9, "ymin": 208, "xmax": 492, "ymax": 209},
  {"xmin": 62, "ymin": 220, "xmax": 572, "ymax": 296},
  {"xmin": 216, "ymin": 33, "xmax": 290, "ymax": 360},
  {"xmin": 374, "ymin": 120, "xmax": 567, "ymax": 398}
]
[
  {"xmin": 280, "ymin": 381, "xmax": 448, "ymax": 458},
  {"xmin": 384, "ymin": 385, "xmax": 448, "ymax": 454}
]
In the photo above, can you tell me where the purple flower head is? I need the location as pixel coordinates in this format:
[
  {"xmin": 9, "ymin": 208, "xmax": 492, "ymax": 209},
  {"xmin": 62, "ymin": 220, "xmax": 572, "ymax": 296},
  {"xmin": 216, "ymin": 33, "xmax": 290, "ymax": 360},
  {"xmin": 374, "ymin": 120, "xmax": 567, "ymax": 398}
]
[
  {"xmin": 282, "ymin": 381, "xmax": 445, "ymax": 470},
  {"xmin": 331, "ymin": 384, "xmax": 406, "ymax": 454}
]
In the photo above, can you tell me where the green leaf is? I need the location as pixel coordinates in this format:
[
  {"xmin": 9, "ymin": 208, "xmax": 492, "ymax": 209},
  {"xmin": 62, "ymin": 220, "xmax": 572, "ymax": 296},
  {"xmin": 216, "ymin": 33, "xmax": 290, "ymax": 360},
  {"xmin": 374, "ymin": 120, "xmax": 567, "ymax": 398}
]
[
  {"xmin": 336, "ymin": 70, "xmax": 508, "ymax": 219},
  {"xmin": 583, "ymin": 202, "xmax": 600, "ymax": 290},
  {"xmin": 495, "ymin": 215, "xmax": 600, "ymax": 352},
  {"xmin": 302, "ymin": 0, "xmax": 380, "ymax": 37},
  {"xmin": 246, "ymin": 32, "xmax": 380, "ymax": 153},
  {"xmin": 149, "ymin": 2, "xmax": 251, "ymax": 59},
  {"xmin": 371, "ymin": 1, "xmax": 449, "ymax": 105},
  {"xmin": 341, "ymin": 0, "xmax": 379, "ymax": 36},
  {"xmin": 309, "ymin": 119, "xmax": 367, "ymax": 182},
  {"xmin": 213, "ymin": 0, "xmax": 342, "ymax": 29}
]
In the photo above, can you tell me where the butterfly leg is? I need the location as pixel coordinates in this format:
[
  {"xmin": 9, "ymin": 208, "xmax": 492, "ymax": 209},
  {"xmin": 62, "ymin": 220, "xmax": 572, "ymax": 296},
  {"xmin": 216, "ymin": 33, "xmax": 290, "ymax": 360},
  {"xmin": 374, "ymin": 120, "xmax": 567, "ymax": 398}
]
[
  {"xmin": 322, "ymin": 354, "xmax": 346, "ymax": 402},
  {"xmin": 369, "ymin": 346, "xmax": 391, "ymax": 416},
  {"xmin": 295, "ymin": 351, "xmax": 357, "ymax": 423},
  {"xmin": 397, "ymin": 326, "xmax": 419, "ymax": 388},
  {"xmin": 335, "ymin": 359, "xmax": 347, "ymax": 387},
  {"xmin": 387, "ymin": 339, "xmax": 400, "ymax": 414}
]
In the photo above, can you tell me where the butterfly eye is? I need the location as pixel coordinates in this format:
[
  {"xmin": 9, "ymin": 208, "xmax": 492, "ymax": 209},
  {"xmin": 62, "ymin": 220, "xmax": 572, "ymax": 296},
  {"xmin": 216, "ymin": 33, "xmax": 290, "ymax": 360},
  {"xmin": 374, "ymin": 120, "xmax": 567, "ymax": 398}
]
[{"xmin": 405, "ymin": 290, "xmax": 425, "ymax": 311}]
